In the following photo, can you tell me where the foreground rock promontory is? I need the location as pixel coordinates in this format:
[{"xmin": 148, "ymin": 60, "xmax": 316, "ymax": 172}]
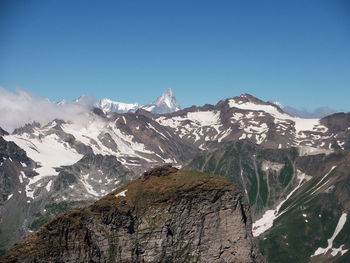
[{"xmin": 1, "ymin": 165, "xmax": 264, "ymax": 263}]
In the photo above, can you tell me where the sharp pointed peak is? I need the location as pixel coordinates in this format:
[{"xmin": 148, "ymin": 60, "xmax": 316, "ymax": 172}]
[
  {"xmin": 142, "ymin": 88, "xmax": 181, "ymax": 114},
  {"xmin": 163, "ymin": 88, "xmax": 173, "ymax": 96}
]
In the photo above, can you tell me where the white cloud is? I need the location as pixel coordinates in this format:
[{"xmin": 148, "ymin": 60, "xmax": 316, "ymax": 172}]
[{"xmin": 0, "ymin": 87, "xmax": 96, "ymax": 132}]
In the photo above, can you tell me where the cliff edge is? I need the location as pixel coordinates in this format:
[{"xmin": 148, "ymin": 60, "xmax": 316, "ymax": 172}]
[{"xmin": 1, "ymin": 165, "xmax": 264, "ymax": 263}]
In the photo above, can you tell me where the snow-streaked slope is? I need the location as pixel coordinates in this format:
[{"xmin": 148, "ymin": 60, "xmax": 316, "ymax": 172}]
[
  {"xmin": 228, "ymin": 98, "xmax": 323, "ymax": 134},
  {"xmin": 5, "ymin": 134, "xmax": 82, "ymax": 179},
  {"xmin": 5, "ymin": 133, "xmax": 83, "ymax": 199},
  {"xmin": 252, "ymin": 170, "xmax": 311, "ymax": 236},
  {"xmin": 61, "ymin": 119, "xmax": 153, "ymax": 160},
  {"xmin": 5, "ymin": 111, "xmax": 186, "ymax": 177},
  {"xmin": 4, "ymin": 93, "xmax": 347, "ymax": 181},
  {"xmin": 156, "ymin": 110, "xmax": 223, "ymax": 148},
  {"xmin": 154, "ymin": 93, "xmax": 343, "ymax": 150},
  {"xmin": 312, "ymin": 213, "xmax": 348, "ymax": 257}
]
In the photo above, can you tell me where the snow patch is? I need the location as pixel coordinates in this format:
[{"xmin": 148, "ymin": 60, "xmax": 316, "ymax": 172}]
[
  {"xmin": 312, "ymin": 213, "xmax": 348, "ymax": 257},
  {"xmin": 81, "ymin": 173, "xmax": 100, "ymax": 197},
  {"xmin": 187, "ymin": 111, "xmax": 220, "ymax": 126},
  {"xmin": 46, "ymin": 180, "xmax": 53, "ymax": 192},
  {"xmin": 115, "ymin": 189, "xmax": 128, "ymax": 197},
  {"xmin": 19, "ymin": 171, "xmax": 25, "ymax": 183},
  {"xmin": 253, "ymin": 170, "xmax": 310, "ymax": 236},
  {"xmin": 6, "ymin": 134, "xmax": 82, "ymax": 183},
  {"xmin": 298, "ymin": 146, "xmax": 333, "ymax": 156}
]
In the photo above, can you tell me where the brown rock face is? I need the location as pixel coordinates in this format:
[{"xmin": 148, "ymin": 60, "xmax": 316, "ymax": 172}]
[{"xmin": 1, "ymin": 166, "xmax": 265, "ymax": 263}]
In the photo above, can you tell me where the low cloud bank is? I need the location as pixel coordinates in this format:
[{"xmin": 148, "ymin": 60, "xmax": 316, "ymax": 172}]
[{"xmin": 0, "ymin": 87, "xmax": 95, "ymax": 132}]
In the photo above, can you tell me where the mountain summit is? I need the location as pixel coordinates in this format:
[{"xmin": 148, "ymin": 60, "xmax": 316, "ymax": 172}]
[
  {"xmin": 97, "ymin": 98, "xmax": 140, "ymax": 113},
  {"xmin": 96, "ymin": 88, "xmax": 181, "ymax": 114},
  {"xmin": 142, "ymin": 88, "xmax": 181, "ymax": 114}
]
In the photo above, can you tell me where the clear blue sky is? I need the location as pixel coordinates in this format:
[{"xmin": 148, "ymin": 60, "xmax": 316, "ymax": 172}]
[{"xmin": 1, "ymin": 0, "xmax": 349, "ymax": 110}]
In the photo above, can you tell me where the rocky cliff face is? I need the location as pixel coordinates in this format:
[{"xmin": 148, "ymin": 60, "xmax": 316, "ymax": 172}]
[
  {"xmin": 0, "ymin": 137, "xmax": 39, "ymax": 254},
  {"xmin": 1, "ymin": 165, "xmax": 264, "ymax": 263}
]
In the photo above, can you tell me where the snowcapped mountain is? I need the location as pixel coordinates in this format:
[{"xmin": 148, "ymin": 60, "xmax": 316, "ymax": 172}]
[
  {"xmin": 142, "ymin": 88, "xmax": 181, "ymax": 114},
  {"xmin": 153, "ymin": 93, "xmax": 348, "ymax": 150},
  {"xmin": 95, "ymin": 88, "xmax": 181, "ymax": 114},
  {"xmin": 97, "ymin": 98, "xmax": 140, "ymax": 113},
  {"xmin": 1, "ymin": 92, "xmax": 350, "ymax": 262}
]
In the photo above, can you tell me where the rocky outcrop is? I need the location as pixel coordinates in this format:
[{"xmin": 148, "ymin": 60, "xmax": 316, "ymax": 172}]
[
  {"xmin": 0, "ymin": 137, "xmax": 37, "ymax": 201},
  {"xmin": 0, "ymin": 127, "xmax": 8, "ymax": 136},
  {"xmin": 0, "ymin": 137, "xmax": 38, "ymax": 254},
  {"xmin": 1, "ymin": 165, "xmax": 264, "ymax": 263}
]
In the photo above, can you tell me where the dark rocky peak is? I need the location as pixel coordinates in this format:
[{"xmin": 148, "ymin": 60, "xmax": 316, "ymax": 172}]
[
  {"xmin": 320, "ymin": 112, "xmax": 350, "ymax": 132},
  {"xmin": 142, "ymin": 164, "xmax": 178, "ymax": 179},
  {"xmin": 0, "ymin": 137, "xmax": 26, "ymax": 160},
  {"xmin": 0, "ymin": 127, "xmax": 9, "ymax": 136},
  {"xmin": 217, "ymin": 93, "xmax": 289, "ymax": 116},
  {"xmin": 53, "ymin": 118, "xmax": 65, "ymax": 126},
  {"xmin": 142, "ymin": 88, "xmax": 182, "ymax": 114},
  {"xmin": 229, "ymin": 93, "xmax": 278, "ymax": 108},
  {"xmin": 12, "ymin": 121, "xmax": 41, "ymax": 135},
  {"xmin": 232, "ymin": 93, "xmax": 266, "ymax": 104},
  {"xmin": 42, "ymin": 119, "xmax": 65, "ymax": 131},
  {"xmin": 0, "ymin": 137, "xmax": 31, "ymax": 164},
  {"xmin": 92, "ymin": 107, "xmax": 107, "ymax": 118},
  {"xmin": 134, "ymin": 107, "xmax": 155, "ymax": 118}
]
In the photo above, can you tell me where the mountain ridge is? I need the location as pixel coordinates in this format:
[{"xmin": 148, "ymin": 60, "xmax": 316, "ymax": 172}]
[
  {"xmin": 1, "ymin": 92, "xmax": 350, "ymax": 262},
  {"xmin": 96, "ymin": 88, "xmax": 181, "ymax": 114}
]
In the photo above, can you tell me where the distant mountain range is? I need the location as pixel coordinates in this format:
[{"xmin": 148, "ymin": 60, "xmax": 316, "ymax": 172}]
[
  {"xmin": 58, "ymin": 88, "xmax": 337, "ymax": 119},
  {"xmin": 0, "ymin": 91, "xmax": 349, "ymax": 262},
  {"xmin": 96, "ymin": 88, "xmax": 181, "ymax": 114},
  {"xmin": 269, "ymin": 101, "xmax": 337, "ymax": 118}
]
